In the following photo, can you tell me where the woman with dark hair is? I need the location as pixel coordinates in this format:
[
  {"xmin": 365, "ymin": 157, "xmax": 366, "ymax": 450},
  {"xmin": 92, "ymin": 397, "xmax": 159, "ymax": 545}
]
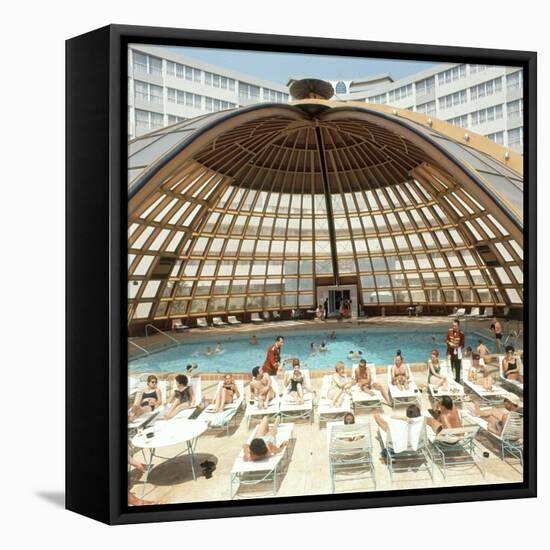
[
  {"xmin": 128, "ymin": 375, "xmax": 162, "ymax": 422},
  {"xmin": 243, "ymin": 416, "xmax": 288, "ymax": 461},
  {"xmin": 391, "ymin": 353, "xmax": 410, "ymax": 391},
  {"xmin": 502, "ymin": 345, "xmax": 523, "ymax": 383},
  {"xmin": 160, "ymin": 374, "xmax": 195, "ymax": 419},
  {"xmin": 250, "ymin": 366, "xmax": 275, "ymax": 409}
]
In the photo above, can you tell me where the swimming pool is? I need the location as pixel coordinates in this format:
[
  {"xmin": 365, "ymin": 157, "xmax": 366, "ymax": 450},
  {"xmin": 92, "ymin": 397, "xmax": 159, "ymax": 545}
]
[{"xmin": 129, "ymin": 326, "xmax": 493, "ymax": 373}]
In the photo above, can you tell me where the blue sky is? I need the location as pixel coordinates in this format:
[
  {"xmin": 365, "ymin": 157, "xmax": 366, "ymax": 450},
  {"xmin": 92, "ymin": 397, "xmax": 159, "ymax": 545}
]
[{"xmin": 162, "ymin": 46, "xmax": 437, "ymax": 85}]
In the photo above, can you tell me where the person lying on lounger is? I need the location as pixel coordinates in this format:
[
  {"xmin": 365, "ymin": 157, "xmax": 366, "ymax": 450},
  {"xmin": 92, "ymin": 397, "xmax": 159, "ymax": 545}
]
[
  {"xmin": 128, "ymin": 454, "xmax": 157, "ymax": 506},
  {"xmin": 159, "ymin": 374, "xmax": 195, "ymax": 419},
  {"xmin": 128, "ymin": 375, "xmax": 162, "ymax": 422},
  {"xmin": 503, "ymin": 345, "xmax": 524, "ymax": 383},
  {"xmin": 467, "ymin": 353, "xmax": 493, "ymax": 389},
  {"xmin": 469, "ymin": 393, "xmax": 523, "ymax": 435},
  {"xmin": 214, "ymin": 374, "xmax": 240, "ymax": 413},
  {"xmin": 427, "ymin": 395, "xmax": 462, "ymax": 434},
  {"xmin": 250, "ymin": 366, "xmax": 275, "ymax": 409},
  {"xmin": 391, "ymin": 353, "xmax": 410, "ymax": 391},
  {"xmin": 328, "ymin": 361, "xmax": 353, "ymax": 407},
  {"xmin": 242, "ymin": 416, "xmax": 288, "ymax": 461},
  {"xmin": 354, "ymin": 358, "xmax": 391, "ymax": 405}
]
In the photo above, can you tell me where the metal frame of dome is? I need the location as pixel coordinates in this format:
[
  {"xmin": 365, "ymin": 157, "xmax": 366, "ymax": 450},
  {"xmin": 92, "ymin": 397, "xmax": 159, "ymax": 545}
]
[{"xmin": 127, "ymin": 99, "xmax": 524, "ymax": 329}]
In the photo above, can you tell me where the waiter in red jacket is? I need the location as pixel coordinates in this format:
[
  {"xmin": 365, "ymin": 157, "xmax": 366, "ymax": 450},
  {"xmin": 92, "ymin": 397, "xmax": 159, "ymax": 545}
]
[
  {"xmin": 262, "ymin": 335, "xmax": 285, "ymax": 376},
  {"xmin": 445, "ymin": 319, "xmax": 465, "ymax": 383}
]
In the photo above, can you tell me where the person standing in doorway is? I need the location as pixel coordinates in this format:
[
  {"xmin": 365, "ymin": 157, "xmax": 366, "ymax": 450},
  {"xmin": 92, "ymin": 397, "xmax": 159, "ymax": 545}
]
[
  {"xmin": 445, "ymin": 319, "xmax": 465, "ymax": 383},
  {"xmin": 323, "ymin": 297, "xmax": 329, "ymax": 320}
]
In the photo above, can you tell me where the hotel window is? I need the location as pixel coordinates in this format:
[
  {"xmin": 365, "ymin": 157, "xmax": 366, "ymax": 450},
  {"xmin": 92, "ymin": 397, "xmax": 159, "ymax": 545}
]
[
  {"xmin": 135, "ymin": 109, "xmax": 164, "ymax": 131},
  {"xmin": 134, "ymin": 81, "xmax": 163, "ymax": 104},
  {"xmin": 205, "ymin": 71, "xmax": 236, "ymax": 90},
  {"xmin": 204, "ymin": 96, "xmax": 237, "ymax": 113},
  {"xmin": 447, "ymin": 114, "xmax": 469, "ymax": 128},
  {"xmin": 167, "ymin": 61, "xmax": 201, "ymax": 82},
  {"xmin": 470, "ymin": 77, "xmax": 502, "ymax": 100},
  {"xmin": 335, "ymin": 81, "xmax": 347, "ymax": 94},
  {"xmin": 416, "ymin": 101, "xmax": 436, "ymax": 115},
  {"xmin": 368, "ymin": 93, "xmax": 387, "ymax": 104},
  {"xmin": 238, "ymin": 82, "xmax": 260, "ymax": 102},
  {"xmin": 263, "ymin": 88, "xmax": 288, "ymax": 103},
  {"xmin": 470, "ymin": 104, "xmax": 503, "ymax": 125},
  {"xmin": 469, "ymin": 64, "xmax": 489, "ymax": 74},
  {"xmin": 437, "ymin": 65, "xmax": 466, "ymax": 85},
  {"xmin": 167, "ymin": 88, "xmax": 202, "ymax": 109},
  {"xmin": 508, "ymin": 127, "xmax": 523, "ymax": 149},
  {"xmin": 439, "ymin": 89, "xmax": 467, "ymax": 110},
  {"xmin": 167, "ymin": 114, "xmax": 185, "ymax": 124},
  {"xmin": 507, "ymin": 71, "xmax": 523, "ymax": 90},
  {"xmin": 388, "ymin": 84, "xmax": 412, "ymax": 102},
  {"xmin": 507, "ymin": 99, "xmax": 523, "ymax": 119},
  {"xmin": 416, "ymin": 77, "xmax": 435, "ymax": 96},
  {"xmin": 486, "ymin": 131, "xmax": 504, "ymax": 145},
  {"xmin": 133, "ymin": 52, "xmax": 162, "ymax": 75}
]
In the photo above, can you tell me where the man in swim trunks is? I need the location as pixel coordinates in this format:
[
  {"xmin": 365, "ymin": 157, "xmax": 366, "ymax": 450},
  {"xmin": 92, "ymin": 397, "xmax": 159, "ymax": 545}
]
[
  {"xmin": 262, "ymin": 335, "xmax": 284, "ymax": 376},
  {"xmin": 469, "ymin": 392, "xmax": 523, "ymax": 435},
  {"xmin": 490, "ymin": 317, "xmax": 503, "ymax": 353}
]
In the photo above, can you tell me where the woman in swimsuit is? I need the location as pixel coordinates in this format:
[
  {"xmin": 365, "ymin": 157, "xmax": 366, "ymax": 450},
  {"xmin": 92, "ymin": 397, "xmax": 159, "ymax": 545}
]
[
  {"xmin": 161, "ymin": 374, "xmax": 195, "ymax": 419},
  {"xmin": 503, "ymin": 345, "xmax": 524, "ymax": 383},
  {"xmin": 250, "ymin": 366, "xmax": 275, "ymax": 409},
  {"xmin": 128, "ymin": 375, "xmax": 162, "ymax": 422},
  {"xmin": 328, "ymin": 362, "xmax": 353, "ymax": 407},
  {"xmin": 427, "ymin": 349, "xmax": 447, "ymax": 389},
  {"xmin": 284, "ymin": 360, "xmax": 305, "ymax": 404},
  {"xmin": 214, "ymin": 373, "xmax": 240, "ymax": 412},
  {"xmin": 391, "ymin": 354, "xmax": 410, "ymax": 391},
  {"xmin": 243, "ymin": 416, "xmax": 288, "ymax": 461}
]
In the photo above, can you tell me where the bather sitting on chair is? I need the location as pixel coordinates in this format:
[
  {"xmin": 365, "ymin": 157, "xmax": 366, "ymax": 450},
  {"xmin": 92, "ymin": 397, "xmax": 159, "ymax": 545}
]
[
  {"xmin": 160, "ymin": 374, "xmax": 195, "ymax": 419},
  {"xmin": 328, "ymin": 361, "xmax": 353, "ymax": 407},
  {"xmin": 250, "ymin": 366, "xmax": 275, "ymax": 409},
  {"xmin": 283, "ymin": 359, "xmax": 311, "ymax": 404},
  {"xmin": 214, "ymin": 374, "xmax": 240, "ymax": 412},
  {"xmin": 427, "ymin": 395, "xmax": 462, "ymax": 434},
  {"xmin": 469, "ymin": 393, "xmax": 523, "ymax": 435},
  {"xmin": 354, "ymin": 358, "xmax": 391, "ymax": 405},
  {"xmin": 391, "ymin": 353, "xmax": 410, "ymax": 391},
  {"xmin": 503, "ymin": 345, "xmax": 524, "ymax": 384},
  {"xmin": 128, "ymin": 375, "xmax": 162, "ymax": 422},
  {"xmin": 428, "ymin": 349, "xmax": 447, "ymax": 389},
  {"xmin": 243, "ymin": 416, "xmax": 288, "ymax": 461}
]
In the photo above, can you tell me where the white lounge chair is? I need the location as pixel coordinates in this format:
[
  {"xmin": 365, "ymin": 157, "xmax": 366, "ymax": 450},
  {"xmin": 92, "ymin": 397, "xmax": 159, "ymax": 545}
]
[
  {"xmin": 318, "ymin": 375, "xmax": 352, "ymax": 425},
  {"xmin": 462, "ymin": 410, "xmax": 523, "ymax": 466},
  {"xmin": 462, "ymin": 359, "xmax": 508, "ymax": 403},
  {"xmin": 196, "ymin": 317, "xmax": 209, "ymax": 328},
  {"xmin": 448, "ymin": 308, "xmax": 466, "ymax": 318},
  {"xmin": 464, "ymin": 307, "xmax": 480, "ymax": 318},
  {"xmin": 227, "ymin": 315, "xmax": 242, "ymax": 325},
  {"xmin": 245, "ymin": 376, "xmax": 281, "ymax": 428},
  {"xmin": 387, "ymin": 364, "xmax": 420, "ymax": 407},
  {"xmin": 279, "ymin": 368, "xmax": 314, "ymax": 423},
  {"xmin": 230, "ymin": 422, "xmax": 294, "ymax": 498},
  {"xmin": 250, "ymin": 312, "xmax": 264, "ymax": 323},
  {"xmin": 199, "ymin": 380, "xmax": 245, "ymax": 435},
  {"xmin": 212, "ymin": 316, "xmax": 228, "ymax": 327},
  {"xmin": 351, "ymin": 363, "xmax": 383, "ymax": 410},
  {"xmin": 272, "ymin": 311, "xmax": 281, "ymax": 321},
  {"xmin": 427, "ymin": 359, "xmax": 465, "ymax": 401},
  {"xmin": 378, "ymin": 415, "xmax": 433, "ymax": 482},
  {"xmin": 499, "ymin": 355, "xmax": 524, "ymax": 392},
  {"xmin": 327, "ymin": 421, "xmax": 376, "ymax": 493},
  {"xmin": 479, "ymin": 307, "xmax": 494, "ymax": 319},
  {"xmin": 171, "ymin": 318, "xmax": 189, "ymax": 331},
  {"xmin": 262, "ymin": 311, "xmax": 271, "ymax": 322}
]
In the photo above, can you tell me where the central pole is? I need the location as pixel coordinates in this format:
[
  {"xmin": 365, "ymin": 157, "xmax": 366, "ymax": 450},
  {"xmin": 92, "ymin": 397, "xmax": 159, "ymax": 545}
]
[{"xmin": 314, "ymin": 124, "xmax": 340, "ymax": 286}]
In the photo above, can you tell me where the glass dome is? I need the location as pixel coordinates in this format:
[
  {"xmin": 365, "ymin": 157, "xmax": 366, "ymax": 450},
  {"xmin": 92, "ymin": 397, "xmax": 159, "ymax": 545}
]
[{"xmin": 127, "ymin": 99, "xmax": 523, "ymax": 329}]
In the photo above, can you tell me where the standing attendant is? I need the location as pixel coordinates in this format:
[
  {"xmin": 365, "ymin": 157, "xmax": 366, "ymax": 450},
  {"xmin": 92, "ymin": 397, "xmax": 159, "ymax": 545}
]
[
  {"xmin": 445, "ymin": 319, "xmax": 465, "ymax": 383},
  {"xmin": 262, "ymin": 335, "xmax": 284, "ymax": 376}
]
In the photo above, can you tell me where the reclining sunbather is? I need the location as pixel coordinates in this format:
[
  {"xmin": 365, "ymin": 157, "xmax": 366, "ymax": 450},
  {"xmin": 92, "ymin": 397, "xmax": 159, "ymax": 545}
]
[
  {"xmin": 468, "ymin": 392, "xmax": 523, "ymax": 435},
  {"xmin": 503, "ymin": 346, "xmax": 524, "ymax": 383},
  {"xmin": 427, "ymin": 395, "xmax": 462, "ymax": 434},
  {"xmin": 328, "ymin": 361, "xmax": 353, "ymax": 407},
  {"xmin": 159, "ymin": 374, "xmax": 195, "ymax": 419},
  {"xmin": 354, "ymin": 358, "xmax": 391, "ymax": 405},
  {"xmin": 214, "ymin": 374, "xmax": 240, "ymax": 412},
  {"xmin": 128, "ymin": 375, "xmax": 162, "ymax": 423},
  {"xmin": 283, "ymin": 360, "xmax": 309, "ymax": 404},
  {"xmin": 391, "ymin": 353, "xmax": 410, "ymax": 391},
  {"xmin": 467, "ymin": 353, "xmax": 493, "ymax": 389},
  {"xmin": 242, "ymin": 416, "xmax": 288, "ymax": 461},
  {"xmin": 250, "ymin": 366, "xmax": 275, "ymax": 409}
]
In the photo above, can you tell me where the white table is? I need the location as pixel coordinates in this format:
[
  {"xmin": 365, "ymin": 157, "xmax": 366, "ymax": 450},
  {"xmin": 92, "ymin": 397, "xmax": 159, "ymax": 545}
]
[{"xmin": 131, "ymin": 418, "xmax": 208, "ymax": 496}]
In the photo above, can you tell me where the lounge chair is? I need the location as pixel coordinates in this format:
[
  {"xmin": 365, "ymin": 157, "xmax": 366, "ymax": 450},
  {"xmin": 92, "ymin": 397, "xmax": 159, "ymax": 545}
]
[
  {"xmin": 244, "ymin": 376, "xmax": 281, "ymax": 428},
  {"xmin": 427, "ymin": 424, "xmax": 484, "ymax": 479},
  {"xmin": 479, "ymin": 307, "xmax": 494, "ymax": 319},
  {"xmin": 378, "ymin": 415, "xmax": 433, "ymax": 482},
  {"xmin": 212, "ymin": 316, "xmax": 228, "ymax": 327},
  {"xmin": 462, "ymin": 359, "xmax": 508, "ymax": 403},
  {"xmin": 279, "ymin": 368, "xmax": 314, "ymax": 423},
  {"xmin": 230, "ymin": 422, "xmax": 294, "ymax": 498},
  {"xmin": 199, "ymin": 380, "xmax": 245, "ymax": 435},
  {"xmin": 351, "ymin": 363, "xmax": 383, "ymax": 410},
  {"xmin": 327, "ymin": 421, "xmax": 376, "ymax": 493},
  {"xmin": 499, "ymin": 355, "xmax": 524, "ymax": 393},
  {"xmin": 387, "ymin": 364, "xmax": 420, "ymax": 407},
  {"xmin": 262, "ymin": 311, "xmax": 271, "ymax": 322},
  {"xmin": 272, "ymin": 311, "xmax": 281, "ymax": 321},
  {"xmin": 448, "ymin": 307, "xmax": 466, "ymax": 318},
  {"xmin": 464, "ymin": 307, "xmax": 480, "ymax": 318},
  {"xmin": 250, "ymin": 312, "xmax": 264, "ymax": 323},
  {"xmin": 196, "ymin": 317, "xmax": 209, "ymax": 328},
  {"xmin": 318, "ymin": 375, "xmax": 352, "ymax": 426},
  {"xmin": 462, "ymin": 410, "xmax": 523, "ymax": 466},
  {"xmin": 227, "ymin": 315, "xmax": 242, "ymax": 325},
  {"xmin": 427, "ymin": 359, "xmax": 464, "ymax": 401},
  {"xmin": 171, "ymin": 318, "xmax": 189, "ymax": 331}
]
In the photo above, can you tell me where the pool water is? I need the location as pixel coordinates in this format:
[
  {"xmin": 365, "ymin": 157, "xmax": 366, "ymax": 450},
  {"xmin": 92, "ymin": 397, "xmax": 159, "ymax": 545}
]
[{"xmin": 129, "ymin": 327, "xmax": 493, "ymax": 373}]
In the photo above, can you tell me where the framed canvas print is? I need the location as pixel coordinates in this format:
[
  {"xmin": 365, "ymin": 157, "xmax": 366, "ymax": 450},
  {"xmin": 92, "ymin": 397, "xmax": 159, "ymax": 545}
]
[{"xmin": 66, "ymin": 24, "xmax": 536, "ymax": 524}]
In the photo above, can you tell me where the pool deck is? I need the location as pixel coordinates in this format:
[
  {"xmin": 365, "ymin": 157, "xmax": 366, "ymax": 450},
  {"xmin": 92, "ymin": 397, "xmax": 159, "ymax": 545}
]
[{"xmin": 128, "ymin": 363, "xmax": 523, "ymax": 506}]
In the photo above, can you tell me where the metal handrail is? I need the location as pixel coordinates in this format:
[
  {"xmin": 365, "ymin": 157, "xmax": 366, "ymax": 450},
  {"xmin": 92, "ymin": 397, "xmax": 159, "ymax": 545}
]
[
  {"xmin": 145, "ymin": 324, "xmax": 178, "ymax": 344},
  {"xmin": 128, "ymin": 339, "xmax": 149, "ymax": 355}
]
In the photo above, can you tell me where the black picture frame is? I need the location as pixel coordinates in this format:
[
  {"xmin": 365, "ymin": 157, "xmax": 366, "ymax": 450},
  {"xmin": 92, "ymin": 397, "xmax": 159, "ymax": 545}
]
[{"xmin": 66, "ymin": 24, "xmax": 537, "ymax": 525}]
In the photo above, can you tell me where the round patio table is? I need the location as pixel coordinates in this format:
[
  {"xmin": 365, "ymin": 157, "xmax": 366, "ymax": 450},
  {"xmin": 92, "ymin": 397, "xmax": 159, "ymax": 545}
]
[{"xmin": 132, "ymin": 418, "xmax": 208, "ymax": 496}]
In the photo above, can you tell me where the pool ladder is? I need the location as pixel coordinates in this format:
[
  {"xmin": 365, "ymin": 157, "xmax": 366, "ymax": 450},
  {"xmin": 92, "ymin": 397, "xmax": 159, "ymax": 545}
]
[{"xmin": 145, "ymin": 324, "xmax": 179, "ymax": 346}]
